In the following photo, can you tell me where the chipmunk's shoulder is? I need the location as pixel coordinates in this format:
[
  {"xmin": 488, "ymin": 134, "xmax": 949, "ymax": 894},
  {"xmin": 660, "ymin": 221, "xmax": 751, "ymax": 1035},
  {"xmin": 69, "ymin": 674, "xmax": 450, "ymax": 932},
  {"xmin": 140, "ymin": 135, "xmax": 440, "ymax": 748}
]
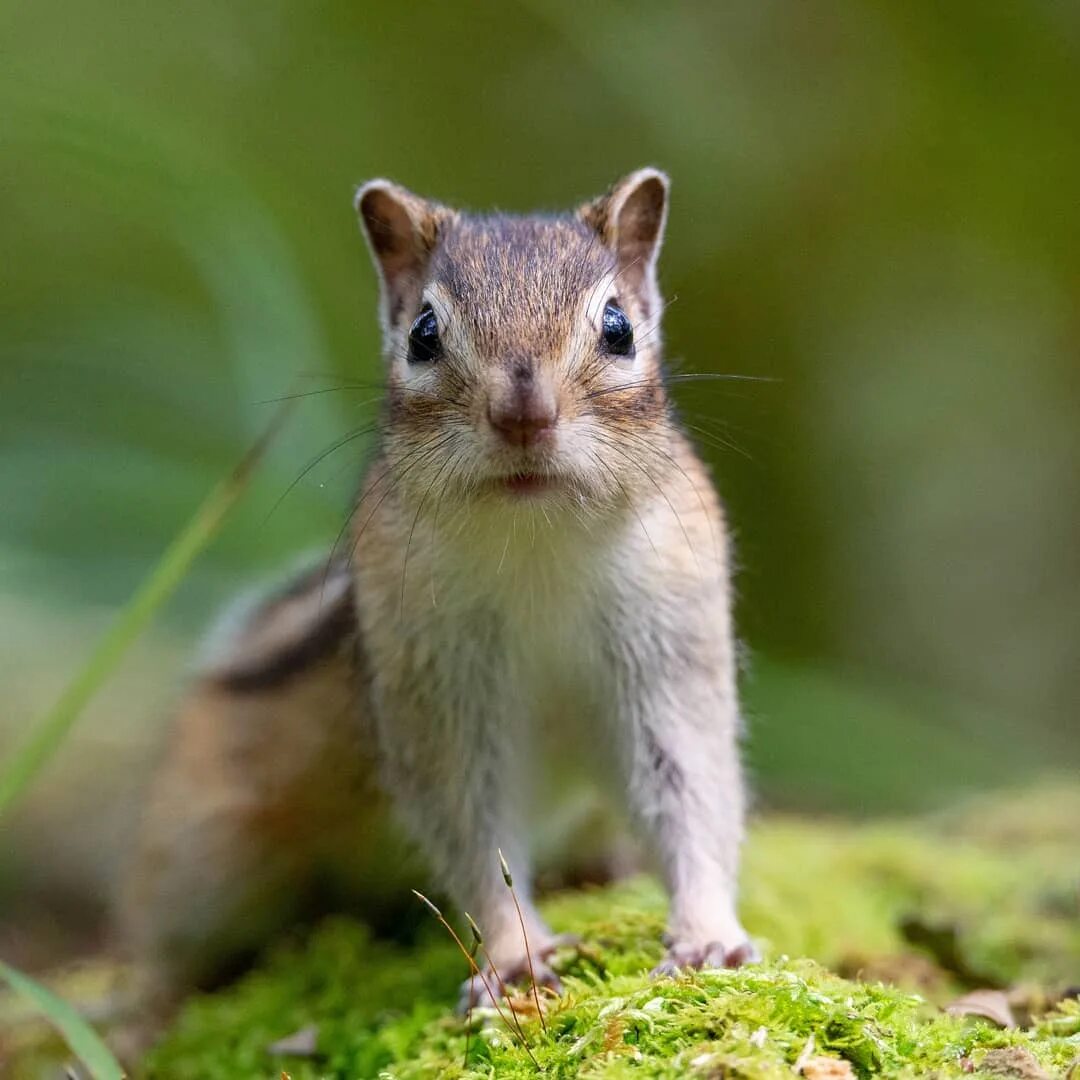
[{"xmin": 197, "ymin": 556, "xmax": 357, "ymax": 693}]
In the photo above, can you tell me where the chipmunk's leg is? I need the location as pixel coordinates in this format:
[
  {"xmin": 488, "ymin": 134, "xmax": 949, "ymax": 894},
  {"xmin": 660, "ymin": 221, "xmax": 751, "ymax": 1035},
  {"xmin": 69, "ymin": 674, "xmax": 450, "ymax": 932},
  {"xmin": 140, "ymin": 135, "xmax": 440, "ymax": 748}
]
[
  {"xmin": 117, "ymin": 563, "xmax": 379, "ymax": 1044},
  {"xmin": 611, "ymin": 605, "xmax": 757, "ymax": 974},
  {"xmin": 365, "ymin": 615, "xmax": 559, "ymax": 1008}
]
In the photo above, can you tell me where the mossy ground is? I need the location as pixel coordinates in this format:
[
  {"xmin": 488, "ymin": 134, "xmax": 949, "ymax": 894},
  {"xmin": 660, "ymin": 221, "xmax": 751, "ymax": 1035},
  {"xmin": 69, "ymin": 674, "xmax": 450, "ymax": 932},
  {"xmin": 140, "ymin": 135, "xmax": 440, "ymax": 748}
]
[{"xmin": 6, "ymin": 785, "xmax": 1080, "ymax": 1078}]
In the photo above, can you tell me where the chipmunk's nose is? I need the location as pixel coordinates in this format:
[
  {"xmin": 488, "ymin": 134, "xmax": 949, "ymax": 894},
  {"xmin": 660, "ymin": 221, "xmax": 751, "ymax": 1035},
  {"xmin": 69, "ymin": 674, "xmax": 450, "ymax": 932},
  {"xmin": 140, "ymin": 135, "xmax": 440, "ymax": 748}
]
[{"xmin": 488, "ymin": 365, "xmax": 558, "ymax": 448}]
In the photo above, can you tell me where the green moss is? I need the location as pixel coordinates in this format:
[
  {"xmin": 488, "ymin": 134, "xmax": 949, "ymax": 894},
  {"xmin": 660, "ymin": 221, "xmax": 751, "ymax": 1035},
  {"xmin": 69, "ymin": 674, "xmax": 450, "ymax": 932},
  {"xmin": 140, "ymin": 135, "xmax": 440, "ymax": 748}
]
[
  {"xmin": 5, "ymin": 784, "xmax": 1073, "ymax": 1078},
  {"xmin": 136, "ymin": 784, "xmax": 1080, "ymax": 1079}
]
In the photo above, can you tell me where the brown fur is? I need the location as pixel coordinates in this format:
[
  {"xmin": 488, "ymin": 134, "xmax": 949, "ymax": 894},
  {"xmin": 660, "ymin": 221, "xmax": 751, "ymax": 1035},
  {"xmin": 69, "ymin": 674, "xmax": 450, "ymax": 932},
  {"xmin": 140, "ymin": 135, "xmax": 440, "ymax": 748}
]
[{"xmin": 119, "ymin": 169, "xmax": 754, "ymax": 1052}]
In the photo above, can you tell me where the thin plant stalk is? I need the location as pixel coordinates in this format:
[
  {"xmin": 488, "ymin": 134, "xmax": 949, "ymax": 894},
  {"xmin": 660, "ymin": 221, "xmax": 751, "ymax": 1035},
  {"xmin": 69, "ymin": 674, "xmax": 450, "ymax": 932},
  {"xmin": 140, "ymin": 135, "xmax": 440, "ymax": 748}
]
[
  {"xmin": 471, "ymin": 939, "xmax": 528, "ymax": 1043},
  {"xmin": 469, "ymin": 932, "xmax": 530, "ymax": 1044},
  {"xmin": 463, "ymin": 911, "xmax": 529, "ymax": 1046},
  {"xmin": 411, "ymin": 891, "xmax": 538, "ymax": 1068},
  {"xmin": 499, "ymin": 848, "xmax": 548, "ymax": 1033},
  {"xmin": 0, "ymin": 403, "xmax": 293, "ymax": 818},
  {"xmin": 462, "ymin": 918, "xmax": 481, "ymax": 1069}
]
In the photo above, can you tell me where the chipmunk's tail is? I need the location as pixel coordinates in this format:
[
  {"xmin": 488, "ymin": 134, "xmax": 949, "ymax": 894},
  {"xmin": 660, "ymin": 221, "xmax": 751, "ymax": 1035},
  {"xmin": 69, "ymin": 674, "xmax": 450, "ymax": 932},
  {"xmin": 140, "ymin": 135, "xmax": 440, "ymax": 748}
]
[{"xmin": 113, "ymin": 555, "xmax": 407, "ymax": 1051}]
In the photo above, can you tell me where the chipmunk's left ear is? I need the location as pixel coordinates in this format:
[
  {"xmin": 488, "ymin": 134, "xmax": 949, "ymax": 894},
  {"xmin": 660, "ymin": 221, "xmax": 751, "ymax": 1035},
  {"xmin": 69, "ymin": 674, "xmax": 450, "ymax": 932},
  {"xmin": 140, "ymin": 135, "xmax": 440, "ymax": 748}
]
[
  {"xmin": 355, "ymin": 179, "xmax": 450, "ymax": 324},
  {"xmin": 578, "ymin": 167, "xmax": 669, "ymax": 307}
]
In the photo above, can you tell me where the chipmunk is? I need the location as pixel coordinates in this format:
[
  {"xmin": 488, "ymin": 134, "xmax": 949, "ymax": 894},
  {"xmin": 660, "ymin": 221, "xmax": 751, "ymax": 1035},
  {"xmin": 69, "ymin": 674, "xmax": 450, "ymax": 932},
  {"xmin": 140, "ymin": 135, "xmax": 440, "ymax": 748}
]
[{"xmin": 119, "ymin": 168, "xmax": 757, "ymax": 1038}]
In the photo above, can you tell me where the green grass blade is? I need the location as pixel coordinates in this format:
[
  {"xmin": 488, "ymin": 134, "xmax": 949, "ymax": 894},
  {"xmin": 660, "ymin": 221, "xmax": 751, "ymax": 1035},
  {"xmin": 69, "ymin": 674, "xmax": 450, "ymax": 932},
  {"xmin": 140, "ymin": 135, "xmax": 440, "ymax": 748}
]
[
  {"xmin": 0, "ymin": 403, "xmax": 292, "ymax": 818},
  {"xmin": 0, "ymin": 960, "xmax": 124, "ymax": 1079}
]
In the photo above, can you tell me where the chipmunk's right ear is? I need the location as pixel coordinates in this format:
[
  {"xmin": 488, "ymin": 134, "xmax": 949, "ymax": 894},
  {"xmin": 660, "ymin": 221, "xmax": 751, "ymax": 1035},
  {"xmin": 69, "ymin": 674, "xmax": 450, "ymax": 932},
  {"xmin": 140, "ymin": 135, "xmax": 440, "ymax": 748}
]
[
  {"xmin": 577, "ymin": 167, "xmax": 669, "ymax": 315},
  {"xmin": 355, "ymin": 180, "xmax": 447, "ymax": 322}
]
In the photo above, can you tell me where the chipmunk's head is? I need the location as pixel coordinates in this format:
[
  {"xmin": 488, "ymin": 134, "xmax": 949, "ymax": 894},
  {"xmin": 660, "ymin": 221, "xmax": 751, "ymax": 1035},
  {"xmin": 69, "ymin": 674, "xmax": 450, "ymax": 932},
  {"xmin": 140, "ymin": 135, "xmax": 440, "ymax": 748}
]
[{"xmin": 355, "ymin": 169, "xmax": 673, "ymax": 515}]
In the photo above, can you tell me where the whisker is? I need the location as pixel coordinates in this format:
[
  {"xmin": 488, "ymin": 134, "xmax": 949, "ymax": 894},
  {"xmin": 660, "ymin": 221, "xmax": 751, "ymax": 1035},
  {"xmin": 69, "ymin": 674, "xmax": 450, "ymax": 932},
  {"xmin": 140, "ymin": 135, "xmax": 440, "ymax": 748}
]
[
  {"xmin": 587, "ymin": 448, "xmax": 659, "ymax": 560},
  {"xmin": 320, "ymin": 431, "xmax": 449, "ymax": 597},
  {"xmin": 586, "ymin": 372, "xmax": 776, "ymax": 401},
  {"xmin": 254, "ymin": 386, "xmax": 378, "ymax": 406},
  {"xmin": 287, "ymin": 369, "xmax": 469, "ymax": 409},
  {"xmin": 594, "ymin": 432, "xmax": 704, "ymax": 576},
  {"xmin": 584, "ymin": 371, "xmax": 775, "ymax": 403},
  {"xmin": 262, "ymin": 422, "xmax": 378, "ymax": 526},
  {"xmin": 344, "ymin": 433, "xmax": 458, "ymax": 577},
  {"xmin": 618, "ymin": 427, "xmax": 723, "ymax": 561},
  {"xmin": 427, "ymin": 450, "xmax": 465, "ymax": 607},
  {"xmin": 399, "ymin": 451, "xmax": 458, "ymax": 618},
  {"xmin": 666, "ymin": 372, "xmax": 779, "ymax": 384},
  {"xmin": 680, "ymin": 420, "xmax": 754, "ymax": 462}
]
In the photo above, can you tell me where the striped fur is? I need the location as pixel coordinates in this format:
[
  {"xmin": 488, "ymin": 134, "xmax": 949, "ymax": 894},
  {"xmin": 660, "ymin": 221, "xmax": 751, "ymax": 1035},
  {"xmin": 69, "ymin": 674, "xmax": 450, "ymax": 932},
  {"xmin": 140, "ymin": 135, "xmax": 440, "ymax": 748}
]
[{"xmin": 119, "ymin": 169, "xmax": 754, "ymax": 1047}]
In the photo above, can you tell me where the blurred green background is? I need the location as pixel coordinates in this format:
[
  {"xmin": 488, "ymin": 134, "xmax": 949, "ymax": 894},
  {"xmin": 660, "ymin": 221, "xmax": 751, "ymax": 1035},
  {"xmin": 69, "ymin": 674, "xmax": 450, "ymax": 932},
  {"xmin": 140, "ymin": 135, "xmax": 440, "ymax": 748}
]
[{"xmin": 2, "ymin": 0, "xmax": 1078, "ymax": 915}]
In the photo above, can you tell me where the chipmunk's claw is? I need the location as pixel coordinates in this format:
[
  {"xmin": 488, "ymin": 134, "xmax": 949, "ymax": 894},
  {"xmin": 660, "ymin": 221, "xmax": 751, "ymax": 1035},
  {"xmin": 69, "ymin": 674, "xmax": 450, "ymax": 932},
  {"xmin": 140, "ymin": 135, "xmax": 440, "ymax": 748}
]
[
  {"xmin": 458, "ymin": 960, "xmax": 562, "ymax": 1014},
  {"xmin": 650, "ymin": 938, "xmax": 760, "ymax": 978}
]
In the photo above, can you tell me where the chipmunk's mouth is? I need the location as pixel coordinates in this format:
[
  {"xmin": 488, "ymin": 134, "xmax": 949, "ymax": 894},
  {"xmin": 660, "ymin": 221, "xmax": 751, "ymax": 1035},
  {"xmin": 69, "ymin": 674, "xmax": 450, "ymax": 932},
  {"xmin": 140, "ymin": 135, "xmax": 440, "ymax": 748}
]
[{"xmin": 499, "ymin": 471, "xmax": 561, "ymax": 496}]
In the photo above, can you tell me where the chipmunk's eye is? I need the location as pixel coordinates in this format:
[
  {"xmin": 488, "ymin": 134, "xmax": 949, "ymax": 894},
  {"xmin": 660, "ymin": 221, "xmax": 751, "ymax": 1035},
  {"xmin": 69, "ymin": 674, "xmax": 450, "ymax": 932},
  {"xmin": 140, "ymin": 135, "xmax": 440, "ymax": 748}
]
[
  {"xmin": 601, "ymin": 300, "xmax": 634, "ymax": 357},
  {"xmin": 407, "ymin": 304, "xmax": 441, "ymax": 363}
]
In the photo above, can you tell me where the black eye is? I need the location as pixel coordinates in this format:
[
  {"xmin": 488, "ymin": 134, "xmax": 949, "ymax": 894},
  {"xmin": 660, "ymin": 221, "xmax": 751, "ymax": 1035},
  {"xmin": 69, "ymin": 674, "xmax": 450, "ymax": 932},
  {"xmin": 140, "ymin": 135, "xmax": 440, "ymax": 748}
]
[
  {"xmin": 407, "ymin": 304, "xmax": 441, "ymax": 363},
  {"xmin": 601, "ymin": 300, "xmax": 634, "ymax": 357}
]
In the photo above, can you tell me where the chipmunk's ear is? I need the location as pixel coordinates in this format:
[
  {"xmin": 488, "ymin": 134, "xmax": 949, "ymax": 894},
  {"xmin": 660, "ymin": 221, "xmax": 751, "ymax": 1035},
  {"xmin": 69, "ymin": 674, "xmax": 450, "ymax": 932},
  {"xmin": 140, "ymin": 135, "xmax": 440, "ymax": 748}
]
[
  {"xmin": 355, "ymin": 180, "xmax": 447, "ymax": 322},
  {"xmin": 578, "ymin": 167, "xmax": 669, "ymax": 309}
]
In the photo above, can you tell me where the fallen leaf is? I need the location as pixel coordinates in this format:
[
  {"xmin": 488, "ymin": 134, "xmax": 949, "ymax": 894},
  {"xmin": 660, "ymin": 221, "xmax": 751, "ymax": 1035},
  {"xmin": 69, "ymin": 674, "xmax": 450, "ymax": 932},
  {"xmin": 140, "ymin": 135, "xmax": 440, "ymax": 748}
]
[
  {"xmin": 266, "ymin": 1024, "xmax": 319, "ymax": 1057},
  {"xmin": 979, "ymin": 1047, "xmax": 1051, "ymax": 1079},
  {"xmin": 945, "ymin": 989, "xmax": 1016, "ymax": 1028},
  {"xmin": 801, "ymin": 1058, "xmax": 856, "ymax": 1079}
]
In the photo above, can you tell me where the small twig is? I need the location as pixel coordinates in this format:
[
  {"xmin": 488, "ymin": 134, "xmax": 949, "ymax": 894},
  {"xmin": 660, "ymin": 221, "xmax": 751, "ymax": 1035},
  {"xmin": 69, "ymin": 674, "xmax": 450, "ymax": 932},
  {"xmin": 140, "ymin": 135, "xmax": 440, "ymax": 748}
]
[
  {"xmin": 499, "ymin": 848, "xmax": 548, "ymax": 1034},
  {"xmin": 411, "ymin": 891, "xmax": 539, "ymax": 1068}
]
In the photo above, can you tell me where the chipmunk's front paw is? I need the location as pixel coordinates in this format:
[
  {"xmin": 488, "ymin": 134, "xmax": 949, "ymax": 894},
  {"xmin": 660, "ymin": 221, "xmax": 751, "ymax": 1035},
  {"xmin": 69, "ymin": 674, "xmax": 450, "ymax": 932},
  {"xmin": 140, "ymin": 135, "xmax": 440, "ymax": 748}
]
[
  {"xmin": 456, "ymin": 933, "xmax": 578, "ymax": 1014},
  {"xmin": 650, "ymin": 937, "xmax": 760, "ymax": 977},
  {"xmin": 458, "ymin": 959, "xmax": 561, "ymax": 1014}
]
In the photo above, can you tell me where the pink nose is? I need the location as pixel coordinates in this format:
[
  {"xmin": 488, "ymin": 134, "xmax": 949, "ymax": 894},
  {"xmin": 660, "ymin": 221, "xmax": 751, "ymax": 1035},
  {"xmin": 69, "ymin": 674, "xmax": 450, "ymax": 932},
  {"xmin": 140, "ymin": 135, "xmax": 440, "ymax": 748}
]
[{"xmin": 488, "ymin": 393, "xmax": 558, "ymax": 448}]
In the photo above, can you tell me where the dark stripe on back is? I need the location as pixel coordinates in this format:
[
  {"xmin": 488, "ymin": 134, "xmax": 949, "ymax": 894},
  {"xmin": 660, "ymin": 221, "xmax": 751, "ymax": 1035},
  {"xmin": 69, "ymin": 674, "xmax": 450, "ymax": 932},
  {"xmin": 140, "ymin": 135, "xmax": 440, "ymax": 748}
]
[{"xmin": 212, "ymin": 569, "xmax": 358, "ymax": 694}]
